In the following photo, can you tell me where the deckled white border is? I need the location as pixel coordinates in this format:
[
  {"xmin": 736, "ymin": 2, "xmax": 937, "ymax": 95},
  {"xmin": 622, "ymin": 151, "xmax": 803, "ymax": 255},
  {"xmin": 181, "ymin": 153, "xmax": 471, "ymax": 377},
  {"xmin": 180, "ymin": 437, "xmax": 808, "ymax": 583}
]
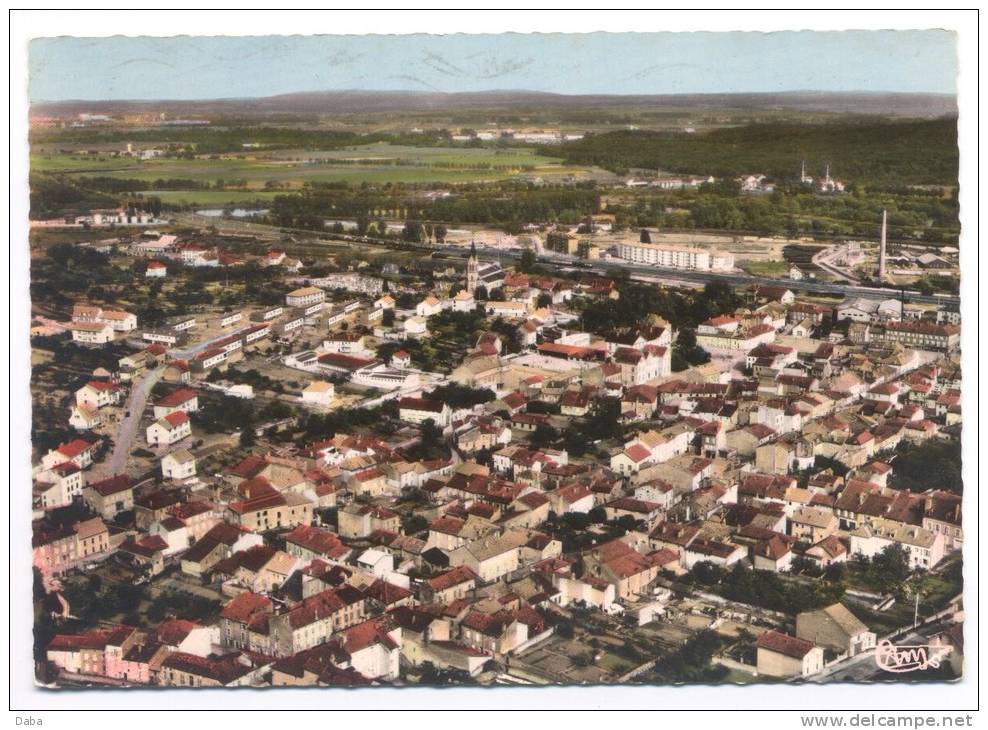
[{"xmin": 7, "ymin": 8, "xmax": 979, "ymax": 716}]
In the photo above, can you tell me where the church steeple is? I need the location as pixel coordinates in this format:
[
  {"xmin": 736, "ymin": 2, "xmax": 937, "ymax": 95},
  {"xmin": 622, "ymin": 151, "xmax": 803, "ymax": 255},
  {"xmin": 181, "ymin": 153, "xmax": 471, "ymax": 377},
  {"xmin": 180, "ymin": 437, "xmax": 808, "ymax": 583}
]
[{"xmin": 466, "ymin": 240, "xmax": 479, "ymax": 293}]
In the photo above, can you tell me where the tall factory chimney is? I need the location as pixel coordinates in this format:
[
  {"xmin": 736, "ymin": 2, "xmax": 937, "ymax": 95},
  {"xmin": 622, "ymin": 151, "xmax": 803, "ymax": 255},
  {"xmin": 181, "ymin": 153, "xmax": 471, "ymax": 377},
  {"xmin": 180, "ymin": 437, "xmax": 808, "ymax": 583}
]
[{"xmin": 877, "ymin": 209, "xmax": 888, "ymax": 280}]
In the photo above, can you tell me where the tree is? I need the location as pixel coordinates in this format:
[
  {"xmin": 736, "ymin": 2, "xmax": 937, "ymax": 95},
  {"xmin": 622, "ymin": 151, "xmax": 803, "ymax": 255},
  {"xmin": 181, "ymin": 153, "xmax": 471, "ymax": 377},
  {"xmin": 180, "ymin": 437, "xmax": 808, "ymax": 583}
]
[
  {"xmin": 652, "ymin": 630, "xmax": 725, "ymax": 683},
  {"xmin": 414, "ymin": 419, "xmax": 445, "ymax": 460},
  {"xmin": 678, "ymin": 327, "xmax": 698, "ymax": 352},
  {"xmin": 403, "ymin": 219, "xmax": 424, "ymax": 243},
  {"xmin": 673, "ymin": 326, "xmax": 711, "ymax": 370},
  {"xmin": 702, "ymin": 280, "xmax": 741, "ymax": 313},
  {"xmin": 240, "ymin": 426, "xmax": 257, "ymax": 449},
  {"xmin": 554, "ymin": 621, "xmax": 575, "ymax": 639},
  {"xmin": 536, "ymin": 292, "xmax": 553, "ymax": 309},
  {"xmin": 869, "ymin": 544, "xmax": 911, "ymax": 590},
  {"xmin": 640, "ymin": 229, "xmax": 652, "ymax": 243},
  {"xmin": 583, "ymin": 398, "xmax": 623, "ymax": 442},
  {"xmin": 402, "ymin": 514, "xmax": 429, "ymax": 535},
  {"xmin": 518, "ymin": 248, "xmax": 537, "ymax": 274},
  {"xmin": 692, "ymin": 560, "xmax": 725, "ymax": 585},
  {"xmin": 530, "ymin": 423, "xmax": 560, "ymax": 449},
  {"xmin": 426, "ymin": 383, "xmax": 496, "ymax": 409},
  {"xmin": 891, "ymin": 440, "xmax": 962, "ymax": 494}
]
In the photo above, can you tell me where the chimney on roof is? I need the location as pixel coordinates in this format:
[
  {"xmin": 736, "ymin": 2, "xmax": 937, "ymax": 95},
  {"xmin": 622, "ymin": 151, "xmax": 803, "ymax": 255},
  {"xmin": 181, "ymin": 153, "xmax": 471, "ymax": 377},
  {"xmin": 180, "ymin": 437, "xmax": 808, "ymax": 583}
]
[{"xmin": 877, "ymin": 209, "xmax": 888, "ymax": 281}]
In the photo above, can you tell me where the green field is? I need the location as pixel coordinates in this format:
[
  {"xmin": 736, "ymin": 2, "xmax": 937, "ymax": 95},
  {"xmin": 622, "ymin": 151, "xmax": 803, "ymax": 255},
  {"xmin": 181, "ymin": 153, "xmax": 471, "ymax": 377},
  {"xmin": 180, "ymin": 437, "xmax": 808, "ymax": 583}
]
[
  {"xmin": 31, "ymin": 154, "xmax": 147, "ymax": 173},
  {"xmin": 30, "ymin": 142, "xmax": 586, "ymax": 191},
  {"xmin": 138, "ymin": 189, "xmax": 285, "ymax": 205},
  {"xmin": 259, "ymin": 143, "xmax": 565, "ymax": 167},
  {"xmin": 739, "ymin": 260, "xmax": 790, "ymax": 277}
]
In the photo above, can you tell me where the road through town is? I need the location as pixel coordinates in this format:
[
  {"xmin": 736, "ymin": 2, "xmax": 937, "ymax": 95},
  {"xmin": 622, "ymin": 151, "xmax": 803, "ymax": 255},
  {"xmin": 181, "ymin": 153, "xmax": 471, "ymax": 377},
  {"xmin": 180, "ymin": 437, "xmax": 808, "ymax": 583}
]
[{"xmin": 102, "ymin": 365, "xmax": 165, "ymax": 479}]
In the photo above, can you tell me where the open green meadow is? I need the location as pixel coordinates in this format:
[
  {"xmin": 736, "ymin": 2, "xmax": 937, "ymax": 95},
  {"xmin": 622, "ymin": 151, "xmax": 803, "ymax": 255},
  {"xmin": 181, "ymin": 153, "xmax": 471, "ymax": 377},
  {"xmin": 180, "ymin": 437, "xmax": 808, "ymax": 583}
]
[
  {"xmin": 30, "ymin": 142, "xmax": 593, "ymax": 194},
  {"xmin": 137, "ymin": 189, "xmax": 285, "ymax": 205}
]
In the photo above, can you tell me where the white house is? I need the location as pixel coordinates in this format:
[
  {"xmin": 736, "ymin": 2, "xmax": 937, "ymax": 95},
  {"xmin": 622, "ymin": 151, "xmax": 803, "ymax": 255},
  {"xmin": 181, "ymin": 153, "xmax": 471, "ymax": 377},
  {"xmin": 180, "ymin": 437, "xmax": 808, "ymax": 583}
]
[
  {"xmin": 286, "ymin": 286, "xmax": 325, "ymax": 308},
  {"xmin": 68, "ymin": 404, "xmax": 103, "ymax": 431},
  {"xmin": 34, "ymin": 463, "xmax": 84, "ymax": 508},
  {"xmin": 398, "ymin": 397, "xmax": 451, "ymax": 428},
  {"xmin": 322, "ymin": 332, "xmax": 367, "ymax": 355},
  {"xmin": 145, "ymin": 261, "xmax": 167, "ymax": 278},
  {"xmin": 71, "ymin": 322, "xmax": 115, "ymax": 345},
  {"xmin": 485, "ymin": 301, "xmax": 529, "ymax": 319},
  {"xmin": 75, "ymin": 381, "xmax": 123, "ymax": 410},
  {"xmin": 41, "ymin": 439, "xmax": 98, "ymax": 471},
  {"xmin": 161, "ymin": 449, "xmax": 197, "ymax": 480},
  {"xmin": 301, "ymin": 381, "xmax": 336, "ymax": 408},
  {"xmin": 99, "ymin": 310, "xmax": 138, "ymax": 332},
  {"xmin": 416, "ymin": 296, "xmax": 443, "ymax": 318},
  {"xmin": 153, "ymin": 389, "xmax": 199, "ymax": 418},
  {"xmin": 147, "ymin": 412, "xmax": 192, "ymax": 446},
  {"xmin": 451, "ymin": 290, "xmax": 476, "ymax": 313},
  {"xmin": 404, "ymin": 316, "xmax": 429, "ymax": 337}
]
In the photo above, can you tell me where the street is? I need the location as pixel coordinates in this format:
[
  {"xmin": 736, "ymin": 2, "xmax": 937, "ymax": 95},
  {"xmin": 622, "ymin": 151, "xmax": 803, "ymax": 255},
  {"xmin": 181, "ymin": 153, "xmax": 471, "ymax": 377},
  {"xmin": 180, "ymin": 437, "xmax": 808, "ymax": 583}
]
[
  {"xmin": 101, "ymin": 364, "xmax": 165, "ymax": 479},
  {"xmin": 812, "ymin": 622, "xmax": 953, "ymax": 683}
]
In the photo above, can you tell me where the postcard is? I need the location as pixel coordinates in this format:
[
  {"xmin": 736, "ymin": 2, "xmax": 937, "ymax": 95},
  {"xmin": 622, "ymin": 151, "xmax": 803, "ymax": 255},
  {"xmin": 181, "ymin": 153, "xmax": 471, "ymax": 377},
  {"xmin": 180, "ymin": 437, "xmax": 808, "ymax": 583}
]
[{"xmin": 11, "ymin": 11, "xmax": 976, "ymax": 718}]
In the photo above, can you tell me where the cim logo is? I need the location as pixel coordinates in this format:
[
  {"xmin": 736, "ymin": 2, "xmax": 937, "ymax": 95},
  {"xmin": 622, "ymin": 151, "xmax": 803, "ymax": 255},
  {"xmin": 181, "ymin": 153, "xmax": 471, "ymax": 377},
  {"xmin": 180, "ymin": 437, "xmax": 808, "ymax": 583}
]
[{"xmin": 874, "ymin": 639, "xmax": 953, "ymax": 673}]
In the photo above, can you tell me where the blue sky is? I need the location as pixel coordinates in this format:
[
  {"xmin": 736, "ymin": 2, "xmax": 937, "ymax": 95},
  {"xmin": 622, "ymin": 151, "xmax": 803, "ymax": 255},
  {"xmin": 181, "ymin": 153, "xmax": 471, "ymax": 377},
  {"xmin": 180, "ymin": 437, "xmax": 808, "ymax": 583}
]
[{"xmin": 29, "ymin": 30, "xmax": 957, "ymax": 102}]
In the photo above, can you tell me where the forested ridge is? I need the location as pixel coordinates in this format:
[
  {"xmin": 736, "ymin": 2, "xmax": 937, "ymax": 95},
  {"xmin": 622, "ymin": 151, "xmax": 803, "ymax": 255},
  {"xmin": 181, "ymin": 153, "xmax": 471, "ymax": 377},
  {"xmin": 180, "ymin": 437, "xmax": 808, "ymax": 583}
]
[{"xmin": 545, "ymin": 119, "xmax": 959, "ymax": 186}]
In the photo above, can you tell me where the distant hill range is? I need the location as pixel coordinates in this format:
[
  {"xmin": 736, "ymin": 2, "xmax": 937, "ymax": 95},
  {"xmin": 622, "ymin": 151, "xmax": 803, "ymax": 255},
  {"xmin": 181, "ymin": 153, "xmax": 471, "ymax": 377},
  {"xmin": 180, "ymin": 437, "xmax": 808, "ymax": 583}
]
[{"xmin": 32, "ymin": 89, "xmax": 957, "ymax": 119}]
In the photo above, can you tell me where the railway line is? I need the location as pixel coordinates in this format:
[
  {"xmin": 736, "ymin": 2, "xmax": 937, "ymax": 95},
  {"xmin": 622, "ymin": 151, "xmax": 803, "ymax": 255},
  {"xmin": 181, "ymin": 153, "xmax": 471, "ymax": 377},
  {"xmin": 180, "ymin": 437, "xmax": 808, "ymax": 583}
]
[{"xmin": 175, "ymin": 211, "xmax": 959, "ymax": 308}]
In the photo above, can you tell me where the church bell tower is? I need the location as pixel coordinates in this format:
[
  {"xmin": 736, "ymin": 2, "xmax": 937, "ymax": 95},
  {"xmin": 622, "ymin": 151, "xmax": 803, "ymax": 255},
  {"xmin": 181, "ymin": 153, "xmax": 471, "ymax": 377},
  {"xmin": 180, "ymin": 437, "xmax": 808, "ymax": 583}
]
[{"xmin": 466, "ymin": 241, "xmax": 479, "ymax": 293}]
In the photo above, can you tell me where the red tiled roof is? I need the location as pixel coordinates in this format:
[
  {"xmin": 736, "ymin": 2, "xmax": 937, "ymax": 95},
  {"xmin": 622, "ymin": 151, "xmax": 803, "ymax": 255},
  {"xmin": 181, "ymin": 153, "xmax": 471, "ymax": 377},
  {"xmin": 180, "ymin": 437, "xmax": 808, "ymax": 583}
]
[
  {"xmin": 163, "ymin": 411, "xmax": 190, "ymax": 428},
  {"xmin": 135, "ymin": 489, "xmax": 182, "ymax": 511},
  {"xmin": 83, "ymin": 380, "xmax": 120, "ymax": 392},
  {"xmin": 757, "ymin": 630, "xmax": 817, "ymax": 659},
  {"xmin": 87, "ymin": 474, "xmax": 132, "ymax": 497},
  {"xmin": 220, "ymin": 591, "xmax": 273, "ymax": 624},
  {"xmin": 156, "ymin": 619, "xmax": 199, "ymax": 646},
  {"xmin": 168, "ymin": 501, "xmax": 215, "ymax": 520},
  {"xmin": 429, "ymin": 515, "xmax": 466, "ymax": 536},
  {"xmin": 48, "ymin": 626, "xmax": 136, "ymax": 652},
  {"xmin": 161, "ymin": 651, "xmax": 257, "ymax": 685},
  {"xmin": 398, "ymin": 397, "xmax": 446, "ymax": 413},
  {"xmin": 229, "ymin": 454, "xmax": 269, "ymax": 480},
  {"xmin": 363, "ymin": 579, "xmax": 413, "ymax": 605},
  {"xmin": 624, "ymin": 444, "xmax": 652, "ymax": 463},
  {"xmin": 607, "ymin": 497, "xmax": 661, "ymax": 514},
  {"xmin": 156, "ymin": 388, "xmax": 197, "ymax": 407},
  {"xmin": 284, "ymin": 524, "xmax": 349, "ymax": 558},
  {"xmin": 55, "ymin": 439, "xmax": 94, "ymax": 458},
  {"xmin": 427, "ymin": 565, "xmax": 477, "ymax": 592},
  {"xmin": 342, "ymin": 617, "xmax": 399, "ymax": 653}
]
